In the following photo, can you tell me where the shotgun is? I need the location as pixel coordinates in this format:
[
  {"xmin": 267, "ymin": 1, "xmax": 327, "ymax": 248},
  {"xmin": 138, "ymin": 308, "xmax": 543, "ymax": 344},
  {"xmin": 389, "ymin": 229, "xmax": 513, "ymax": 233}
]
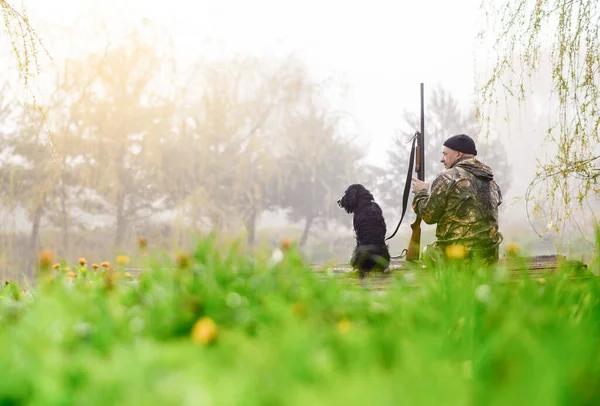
[{"xmin": 406, "ymin": 83, "xmax": 425, "ymax": 261}]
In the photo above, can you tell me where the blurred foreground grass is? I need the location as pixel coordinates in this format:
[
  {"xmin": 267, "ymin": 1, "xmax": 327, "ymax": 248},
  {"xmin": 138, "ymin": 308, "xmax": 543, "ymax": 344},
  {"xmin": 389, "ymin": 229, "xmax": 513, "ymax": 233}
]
[{"xmin": 1, "ymin": 237, "xmax": 599, "ymax": 406}]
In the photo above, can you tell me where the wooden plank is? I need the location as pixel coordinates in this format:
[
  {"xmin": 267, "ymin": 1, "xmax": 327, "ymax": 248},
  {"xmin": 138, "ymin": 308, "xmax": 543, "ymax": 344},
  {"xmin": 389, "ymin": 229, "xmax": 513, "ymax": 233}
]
[
  {"xmin": 310, "ymin": 255, "xmax": 591, "ymax": 292},
  {"xmin": 124, "ymin": 256, "xmax": 589, "ymax": 294},
  {"xmin": 312, "ymin": 255, "xmax": 587, "ymax": 274}
]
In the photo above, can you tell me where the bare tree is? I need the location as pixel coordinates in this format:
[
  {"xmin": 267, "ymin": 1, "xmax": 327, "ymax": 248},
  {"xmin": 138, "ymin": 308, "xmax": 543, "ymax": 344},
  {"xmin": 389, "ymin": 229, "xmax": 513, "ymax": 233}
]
[
  {"xmin": 278, "ymin": 99, "xmax": 363, "ymax": 247},
  {"xmin": 169, "ymin": 57, "xmax": 313, "ymax": 245}
]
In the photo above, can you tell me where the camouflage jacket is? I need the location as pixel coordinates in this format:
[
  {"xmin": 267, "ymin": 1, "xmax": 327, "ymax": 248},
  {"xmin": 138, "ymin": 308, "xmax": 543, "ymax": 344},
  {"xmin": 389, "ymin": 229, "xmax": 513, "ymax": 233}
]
[{"xmin": 413, "ymin": 157, "xmax": 503, "ymax": 250}]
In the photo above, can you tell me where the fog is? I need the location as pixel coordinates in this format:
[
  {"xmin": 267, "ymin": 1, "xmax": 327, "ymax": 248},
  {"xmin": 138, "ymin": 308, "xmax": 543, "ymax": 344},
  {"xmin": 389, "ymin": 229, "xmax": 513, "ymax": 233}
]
[{"xmin": 0, "ymin": 0, "xmax": 597, "ymax": 280}]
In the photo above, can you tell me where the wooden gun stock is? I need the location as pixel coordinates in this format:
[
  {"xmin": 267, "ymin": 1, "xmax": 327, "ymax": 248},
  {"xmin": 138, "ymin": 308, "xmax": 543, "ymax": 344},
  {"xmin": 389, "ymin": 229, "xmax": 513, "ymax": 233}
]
[{"xmin": 406, "ymin": 215, "xmax": 422, "ymax": 261}]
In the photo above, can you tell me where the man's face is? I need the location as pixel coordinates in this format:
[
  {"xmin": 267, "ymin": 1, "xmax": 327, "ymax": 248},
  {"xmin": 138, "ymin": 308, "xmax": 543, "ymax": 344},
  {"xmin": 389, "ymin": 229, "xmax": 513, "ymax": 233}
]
[{"xmin": 440, "ymin": 146, "xmax": 461, "ymax": 169}]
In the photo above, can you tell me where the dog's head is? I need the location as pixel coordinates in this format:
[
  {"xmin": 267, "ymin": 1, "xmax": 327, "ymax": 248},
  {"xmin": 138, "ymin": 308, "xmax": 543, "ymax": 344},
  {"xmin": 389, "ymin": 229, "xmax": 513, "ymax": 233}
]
[{"xmin": 337, "ymin": 184, "xmax": 374, "ymax": 214}]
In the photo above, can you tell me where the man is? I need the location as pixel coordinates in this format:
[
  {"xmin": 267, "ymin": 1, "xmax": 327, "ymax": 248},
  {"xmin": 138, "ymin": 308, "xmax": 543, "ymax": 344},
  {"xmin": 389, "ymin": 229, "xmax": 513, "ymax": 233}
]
[{"xmin": 411, "ymin": 134, "xmax": 503, "ymax": 265}]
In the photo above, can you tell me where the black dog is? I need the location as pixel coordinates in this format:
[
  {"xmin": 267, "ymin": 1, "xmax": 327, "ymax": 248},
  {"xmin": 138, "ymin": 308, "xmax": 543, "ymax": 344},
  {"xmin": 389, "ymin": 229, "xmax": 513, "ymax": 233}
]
[{"xmin": 337, "ymin": 184, "xmax": 391, "ymax": 277}]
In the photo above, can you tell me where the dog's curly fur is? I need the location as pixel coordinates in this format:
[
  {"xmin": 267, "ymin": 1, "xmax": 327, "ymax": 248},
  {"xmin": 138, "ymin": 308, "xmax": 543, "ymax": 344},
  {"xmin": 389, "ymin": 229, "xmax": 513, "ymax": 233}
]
[{"xmin": 337, "ymin": 184, "xmax": 391, "ymax": 277}]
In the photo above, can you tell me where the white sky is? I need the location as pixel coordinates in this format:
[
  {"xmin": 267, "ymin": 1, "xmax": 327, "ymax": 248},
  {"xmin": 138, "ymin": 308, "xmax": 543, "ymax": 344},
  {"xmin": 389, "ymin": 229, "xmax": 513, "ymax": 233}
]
[{"xmin": 19, "ymin": 0, "xmax": 484, "ymax": 163}]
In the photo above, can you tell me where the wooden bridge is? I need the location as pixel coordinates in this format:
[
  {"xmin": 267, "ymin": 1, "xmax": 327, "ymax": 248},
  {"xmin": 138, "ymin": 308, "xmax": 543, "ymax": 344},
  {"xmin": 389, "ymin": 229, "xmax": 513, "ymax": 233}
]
[{"xmin": 310, "ymin": 255, "xmax": 591, "ymax": 291}]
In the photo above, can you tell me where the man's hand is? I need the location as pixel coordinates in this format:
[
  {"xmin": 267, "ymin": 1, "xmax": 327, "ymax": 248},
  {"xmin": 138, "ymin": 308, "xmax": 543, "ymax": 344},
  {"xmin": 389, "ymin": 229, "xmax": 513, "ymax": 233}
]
[{"xmin": 412, "ymin": 177, "xmax": 429, "ymax": 194}]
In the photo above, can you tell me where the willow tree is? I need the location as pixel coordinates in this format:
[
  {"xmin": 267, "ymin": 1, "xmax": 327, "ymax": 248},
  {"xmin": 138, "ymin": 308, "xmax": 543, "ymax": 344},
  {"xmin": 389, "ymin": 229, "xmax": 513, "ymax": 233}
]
[
  {"xmin": 2, "ymin": 0, "xmax": 55, "ymax": 164},
  {"xmin": 478, "ymin": 0, "xmax": 599, "ymax": 241},
  {"xmin": 170, "ymin": 57, "xmax": 312, "ymax": 246},
  {"xmin": 1, "ymin": 1, "xmax": 46, "ymax": 83},
  {"xmin": 278, "ymin": 100, "xmax": 363, "ymax": 248}
]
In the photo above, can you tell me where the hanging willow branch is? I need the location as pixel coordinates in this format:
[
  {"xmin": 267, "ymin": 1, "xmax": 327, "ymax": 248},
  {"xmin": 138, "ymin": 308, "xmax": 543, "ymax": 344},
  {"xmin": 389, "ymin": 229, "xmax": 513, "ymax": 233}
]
[
  {"xmin": 477, "ymin": 0, "xmax": 600, "ymax": 241},
  {"xmin": 1, "ymin": 1, "xmax": 49, "ymax": 85},
  {"xmin": 2, "ymin": 0, "xmax": 55, "ymax": 160}
]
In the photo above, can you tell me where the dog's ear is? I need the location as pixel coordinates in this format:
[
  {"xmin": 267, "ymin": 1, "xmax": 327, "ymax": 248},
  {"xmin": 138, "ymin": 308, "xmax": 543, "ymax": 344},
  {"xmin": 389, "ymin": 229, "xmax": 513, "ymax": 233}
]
[{"xmin": 345, "ymin": 186, "xmax": 358, "ymax": 212}]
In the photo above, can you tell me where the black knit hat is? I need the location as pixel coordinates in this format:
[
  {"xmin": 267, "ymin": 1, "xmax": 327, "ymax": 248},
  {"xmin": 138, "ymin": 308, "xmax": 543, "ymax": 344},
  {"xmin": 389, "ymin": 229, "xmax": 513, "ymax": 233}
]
[{"xmin": 443, "ymin": 134, "xmax": 477, "ymax": 156}]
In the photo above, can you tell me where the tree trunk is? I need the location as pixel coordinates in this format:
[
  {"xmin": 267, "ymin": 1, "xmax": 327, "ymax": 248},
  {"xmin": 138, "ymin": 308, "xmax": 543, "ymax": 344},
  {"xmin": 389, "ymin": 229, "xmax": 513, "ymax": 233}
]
[
  {"xmin": 210, "ymin": 212, "xmax": 223, "ymax": 234},
  {"xmin": 299, "ymin": 215, "xmax": 314, "ymax": 248},
  {"xmin": 245, "ymin": 206, "xmax": 257, "ymax": 247},
  {"xmin": 115, "ymin": 193, "xmax": 127, "ymax": 249},
  {"xmin": 60, "ymin": 177, "xmax": 69, "ymax": 258},
  {"xmin": 26, "ymin": 196, "xmax": 46, "ymax": 273}
]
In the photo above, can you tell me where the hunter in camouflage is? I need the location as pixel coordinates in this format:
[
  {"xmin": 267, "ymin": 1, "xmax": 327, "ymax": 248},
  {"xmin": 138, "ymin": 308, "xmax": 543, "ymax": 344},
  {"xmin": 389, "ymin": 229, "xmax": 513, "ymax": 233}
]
[{"xmin": 411, "ymin": 134, "xmax": 503, "ymax": 265}]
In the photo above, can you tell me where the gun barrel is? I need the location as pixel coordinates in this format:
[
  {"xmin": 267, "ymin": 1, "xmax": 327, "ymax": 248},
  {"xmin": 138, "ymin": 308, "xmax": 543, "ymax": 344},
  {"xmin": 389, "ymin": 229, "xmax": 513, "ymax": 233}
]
[{"xmin": 418, "ymin": 83, "xmax": 425, "ymax": 181}]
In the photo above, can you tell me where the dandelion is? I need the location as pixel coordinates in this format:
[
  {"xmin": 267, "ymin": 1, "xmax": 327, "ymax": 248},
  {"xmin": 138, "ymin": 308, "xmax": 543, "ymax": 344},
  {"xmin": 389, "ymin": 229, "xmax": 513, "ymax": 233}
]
[
  {"xmin": 191, "ymin": 317, "xmax": 218, "ymax": 345},
  {"xmin": 67, "ymin": 271, "xmax": 77, "ymax": 278},
  {"xmin": 538, "ymin": 277, "xmax": 546, "ymax": 284},
  {"xmin": 38, "ymin": 249, "xmax": 53, "ymax": 270},
  {"xmin": 445, "ymin": 244, "xmax": 466, "ymax": 259},
  {"xmin": 337, "ymin": 318, "xmax": 352, "ymax": 334},
  {"xmin": 101, "ymin": 261, "xmax": 110, "ymax": 268},
  {"xmin": 280, "ymin": 237, "xmax": 292, "ymax": 251},
  {"xmin": 92, "ymin": 263, "xmax": 100, "ymax": 270},
  {"xmin": 52, "ymin": 263, "xmax": 60, "ymax": 270},
  {"xmin": 116, "ymin": 255, "xmax": 129, "ymax": 265},
  {"xmin": 79, "ymin": 257, "xmax": 87, "ymax": 266},
  {"xmin": 104, "ymin": 268, "xmax": 115, "ymax": 291},
  {"xmin": 138, "ymin": 237, "xmax": 148, "ymax": 249},
  {"xmin": 176, "ymin": 252, "xmax": 190, "ymax": 269},
  {"xmin": 505, "ymin": 242, "xmax": 520, "ymax": 257}
]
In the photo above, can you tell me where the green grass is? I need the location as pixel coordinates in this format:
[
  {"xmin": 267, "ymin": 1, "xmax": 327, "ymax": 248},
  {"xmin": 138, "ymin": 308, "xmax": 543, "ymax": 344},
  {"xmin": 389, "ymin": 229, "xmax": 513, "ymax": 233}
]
[{"xmin": 1, "ymin": 238, "xmax": 599, "ymax": 406}]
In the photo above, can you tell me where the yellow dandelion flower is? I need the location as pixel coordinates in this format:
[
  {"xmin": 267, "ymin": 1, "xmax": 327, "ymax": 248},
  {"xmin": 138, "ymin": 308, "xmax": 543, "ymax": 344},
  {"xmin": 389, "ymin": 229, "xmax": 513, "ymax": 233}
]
[
  {"xmin": 445, "ymin": 244, "xmax": 466, "ymax": 259},
  {"xmin": 104, "ymin": 268, "xmax": 115, "ymax": 291},
  {"xmin": 67, "ymin": 271, "xmax": 77, "ymax": 278},
  {"xmin": 337, "ymin": 318, "xmax": 352, "ymax": 334},
  {"xmin": 191, "ymin": 317, "xmax": 218, "ymax": 345},
  {"xmin": 38, "ymin": 249, "xmax": 53, "ymax": 269},
  {"xmin": 538, "ymin": 277, "xmax": 546, "ymax": 285},
  {"xmin": 92, "ymin": 263, "xmax": 99, "ymax": 270},
  {"xmin": 176, "ymin": 252, "xmax": 190, "ymax": 269},
  {"xmin": 138, "ymin": 237, "xmax": 148, "ymax": 249},
  {"xmin": 101, "ymin": 261, "xmax": 110, "ymax": 268},
  {"xmin": 116, "ymin": 255, "xmax": 129, "ymax": 265},
  {"xmin": 52, "ymin": 263, "xmax": 60, "ymax": 269},
  {"xmin": 280, "ymin": 237, "xmax": 293, "ymax": 251},
  {"xmin": 79, "ymin": 257, "xmax": 87, "ymax": 266},
  {"xmin": 506, "ymin": 242, "xmax": 520, "ymax": 256}
]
